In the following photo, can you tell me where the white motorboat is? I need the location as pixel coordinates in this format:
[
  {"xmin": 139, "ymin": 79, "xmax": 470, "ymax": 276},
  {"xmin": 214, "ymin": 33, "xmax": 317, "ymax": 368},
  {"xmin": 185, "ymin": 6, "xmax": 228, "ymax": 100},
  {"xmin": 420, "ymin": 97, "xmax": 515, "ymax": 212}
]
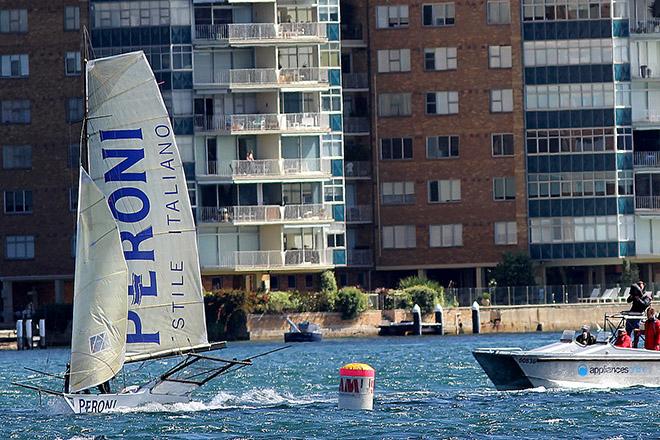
[
  {"xmin": 473, "ymin": 313, "xmax": 660, "ymax": 390},
  {"xmin": 15, "ymin": 51, "xmax": 284, "ymax": 413}
]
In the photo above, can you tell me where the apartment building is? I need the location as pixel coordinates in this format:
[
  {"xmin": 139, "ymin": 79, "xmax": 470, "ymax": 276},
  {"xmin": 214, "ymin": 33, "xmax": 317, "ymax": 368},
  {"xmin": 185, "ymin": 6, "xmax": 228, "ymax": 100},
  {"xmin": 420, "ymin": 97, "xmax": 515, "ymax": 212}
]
[
  {"xmin": 0, "ymin": 1, "xmax": 86, "ymax": 325},
  {"xmin": 90, "ymin": 0, "xmax": 346, "ymax": 293}
]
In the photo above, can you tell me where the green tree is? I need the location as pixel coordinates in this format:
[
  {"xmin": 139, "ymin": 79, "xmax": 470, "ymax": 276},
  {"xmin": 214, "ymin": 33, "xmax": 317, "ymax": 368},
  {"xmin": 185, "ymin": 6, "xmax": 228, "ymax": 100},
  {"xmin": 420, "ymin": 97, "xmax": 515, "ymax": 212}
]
[
  {"xmin": 336, "ymin": 287, "xmax": 368, "ymax": 319},
  {"xmin": 318, "ymin": 270, "xmax": 338, "ymax": 311},
  {"xmin": 491, "ymin": 252, "xmax": 536, "ymax": 286},
  {"xmin": 620, "ymin": 259, "xmax": 640, "ymax": 287}
]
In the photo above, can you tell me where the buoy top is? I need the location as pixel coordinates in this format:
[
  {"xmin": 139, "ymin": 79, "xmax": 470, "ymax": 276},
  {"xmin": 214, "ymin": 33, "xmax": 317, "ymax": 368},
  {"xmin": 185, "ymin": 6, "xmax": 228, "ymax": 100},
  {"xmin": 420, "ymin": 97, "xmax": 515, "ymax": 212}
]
[{"xmin": 340, "ymin": 363, "xmax": 375, "ymax": 377}]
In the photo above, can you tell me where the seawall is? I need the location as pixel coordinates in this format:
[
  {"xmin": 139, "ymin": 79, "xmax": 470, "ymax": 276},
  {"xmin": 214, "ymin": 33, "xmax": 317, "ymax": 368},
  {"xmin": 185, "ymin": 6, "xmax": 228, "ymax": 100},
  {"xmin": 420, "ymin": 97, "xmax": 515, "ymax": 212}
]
[{"xmin": 247, "ymin": 303, "xmax": 629, "ymax": 340}]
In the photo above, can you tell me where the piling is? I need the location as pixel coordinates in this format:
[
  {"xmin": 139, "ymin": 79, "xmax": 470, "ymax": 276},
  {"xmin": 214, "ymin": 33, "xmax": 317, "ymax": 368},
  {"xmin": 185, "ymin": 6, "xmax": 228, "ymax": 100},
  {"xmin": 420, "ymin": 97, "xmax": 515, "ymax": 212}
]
[
  {"xmin": 412, "ymin": 304, "xmax": 422, "ymax": 336},
  {"xmin": 471, "ymin": 302, "xmax": 481, "ymax": 334},
  {"xmin": 434, "ymin": 304, "xmax": 444, "ymax": 335},
  {"xmin": 38, "ymin": 318, "xmax": 46, "ymax": 348},
  {"xmin": 16, "ymin": 320, "xmax": 24, "ymax": 350},
  {"xmin": 25, "ymin": 319, "xmax": 33, "ymax": 349},
  {"xmin": 338, "ymin": 363, "xmax": 375, "ymax": 410}
]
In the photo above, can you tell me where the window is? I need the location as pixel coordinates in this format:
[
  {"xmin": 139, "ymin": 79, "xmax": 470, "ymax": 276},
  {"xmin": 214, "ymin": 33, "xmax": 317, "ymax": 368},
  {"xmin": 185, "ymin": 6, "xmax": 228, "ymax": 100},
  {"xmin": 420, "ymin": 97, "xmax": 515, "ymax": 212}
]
[
  {"xmin": 327, "ymin": 233, "xmax": 345, "ymax": 247},
  {"xmin": 2, "ymin": 145, "xmax": 31, "ymax": 169},
  {"xmin": 428, "ymin": 180, "xmax": 461, "ymax": 202},
  {"xmin": 423, "ymin": 3, "xmax": 455, "ymax": 26},
  {"xmin": 528, "ymin": 171, "xmax": 617, "ymax": 199},
  {"xmin": 66, "ymin": 98, "xmax": 84, "ymax": 123},
  {"xmin": 377, "ymin": 49, "xmax": 411, "ymax": 73},
  {"xmin": 5, "ymin": 235, "xmax": 34, "ymax": 260},
  {"xmin": 523, "ymin": 0, "xmax": 612, "ymax": 21},
  {"xmin": 492, "ymin": 134, "xmax": 514, "ymax": 156},
  {"xmin": 69, "ymin": 187, "xmax": 78, "ymax": 212},
  {"xmin": 64, "ymin": 6, "xmax": 80, "ymax": 31},
  {"xmin": 426, "ymin": 91, "xmax": 459, "ymax": 115},
  {"xmin": 92, "ymin": 1, "xmax": 171, "ymax": 28},
  {"xmin": 324, "ymin": 178, "xmax": 344, "ymax": 202},
  {"xmin": 429, "ymin": 224, "xmax": 462, "ymax": 247},
  {"xmin": 493, "ymin": 177, "xmax": 516, "ymax": 200},
  {"xmin": 64, "ymin": 52, "xmax": 81, "ymax": 76},
  {"xmin": 1, "ymin": 100, "xmax": 30, "ymax": 124},
  {"xmin": 424, "ymin": 47, "xmax": 457, "ymax": 70},
  {"xmin": 376, "ymin": 5, "xmax": 409, "ymax": 28},
  {"xmin": 489, "ymin": 46, "xmax": 512, "ymax": 68},
  {"xmin": 0, "ymin": 54, "xmax": 28, "ymax": 78},
  {"xmin": 68, "ymin": 143, "xmax": 80, "ymax": 168},
  {"xmin": 172, "ymin": 45, "xmax": 192, "ymax": 70},
  {"xmin": 382, "ymin": 181, "xmax": 415, "ymax": 204},
  {"xmin": 490, "ymin": 89, "xmax": 513, "ymax": 112},
  {"xmin": 382, "ymin": 225, "xmax": 416, "ymax": 249},
  {"xmin": 525, "ymin": 83, "xmax": 615, "ymax": 110},
  {"xmin": 523, "ymin": 39, "xmax": 613, "ymax": 67},
  {"xmin": 4, "ymin": 190, "xmax": 32, "ymax": 214},
  {"xmin": 381, "ymin": 137, "xmax": 413, "ymax": 159},
  {"xmin": 530, "ymin": 216, "xmax": 621, "ymax": 244},
  {"xmin": 427, "ymin": 135, "xmax": 459, "ymax": 158},
  {"xmin": 526, "ymin": 128, "xmax": 616, "ymax": 155},
  {"xmin": 0, "ymin": 9, "xmax": 28, "ymax": 33},
  {"xmin": 378, "ymin": 93, "xmax": 411, "ymax": 116},
  {"xmin": 494, "ymin": 221, "xmax": 517, "ymax": 244},
  {"xmin": 487, "ymin": 0, "xmax": 511, "ymax": 24},
  {"xmin": 287, "ymin": 275, "xmax": 297, "ymax": 289}
]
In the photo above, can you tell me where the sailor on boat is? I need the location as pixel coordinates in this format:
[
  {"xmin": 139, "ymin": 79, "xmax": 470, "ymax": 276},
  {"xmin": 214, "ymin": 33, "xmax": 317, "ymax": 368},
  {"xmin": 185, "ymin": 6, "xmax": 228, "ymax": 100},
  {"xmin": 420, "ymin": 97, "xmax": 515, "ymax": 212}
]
[
  {"xmin": 643, "ymin": 307, "xmax": 660, "ymax": 351},
  {"xmin": 575, "ymin": 325, "xmax": 596, "ymax": 346},
  {"xmin": 626, "ymin": 280, "xmax": 650, "ymax": 340},
  {"xmin": 614, "ymin": 328, "xmax": 632, "ymax": 348}
]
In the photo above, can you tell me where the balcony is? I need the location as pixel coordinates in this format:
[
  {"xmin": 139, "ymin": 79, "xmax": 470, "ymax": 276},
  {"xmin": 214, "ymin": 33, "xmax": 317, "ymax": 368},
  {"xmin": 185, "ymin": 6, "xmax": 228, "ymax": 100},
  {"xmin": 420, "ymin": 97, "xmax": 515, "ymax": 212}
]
[
  {"xmin": 200, "ymin": 158, "xmax": 332, "ymax": 180},
  {"xmin": 193, "ymin": 23, "xmax": 327, "ymax": 46},
  {"xmin": 636, "ymin": 196, "xmax": 660, "ymax": 212},
  {"xmin": 345, "ymin": 205, "xmax": 373, "ymax": 223},
  {"xmin": 341, "ymin": 23, "xmax": 366, "ymax": 47},
  {"xmin": 343, "ymin": 117, "xmax": 370, "ymax": 135},
  {"xmin": 634, "ymin": 151, "xmax": 660, "ymax": 168},
  {"xmin": 633, "ymin": 109, "xmax": 660, "ymax": 127},
  {"xmin": 194, "ymin": 67, "xmax": 329, "ymax": 91},
  {"xmin": 194, "ymin": 112, "xmax": 330, "ymax": 135},
  {"xmin": 204, "ymin": 249, "xmax": 334, "ymax": 271},
  {"xmin": 345, "ymin": 161, "xmax": 371, "ymax": 179},
  {"xmin": 197, "ymin": 204, "xmax": 332, "ymax": 225},
  {"xmin": 631, "ymin": 19, "xmax": 660, "ymax": 36},
  {"xmin": 347, "ymin": 249, "xmax": 373, "ymax": 267},
  {"xmin": 342, "ymin": 72, "xmax": 369, "ymax": 91}
]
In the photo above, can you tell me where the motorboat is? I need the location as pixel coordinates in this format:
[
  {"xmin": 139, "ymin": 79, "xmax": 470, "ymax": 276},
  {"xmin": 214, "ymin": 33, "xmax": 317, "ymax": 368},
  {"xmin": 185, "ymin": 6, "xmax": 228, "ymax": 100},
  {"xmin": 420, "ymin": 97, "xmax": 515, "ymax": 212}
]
[
  {"xmin": 284, "ymin": 318, "xmax": 322, "ymax": 342},
  {"xmin": 473, "ymin": 313, "xmax": 660, "ymax": 390}
]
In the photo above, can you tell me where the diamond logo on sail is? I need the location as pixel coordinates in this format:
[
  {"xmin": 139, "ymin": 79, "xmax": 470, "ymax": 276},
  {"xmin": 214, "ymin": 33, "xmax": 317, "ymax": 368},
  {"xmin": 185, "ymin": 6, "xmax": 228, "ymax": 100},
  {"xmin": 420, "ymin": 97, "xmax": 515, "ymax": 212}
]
[{"xmin": 89, "ymin": 332, "xmax": 110, "ymax": 354}]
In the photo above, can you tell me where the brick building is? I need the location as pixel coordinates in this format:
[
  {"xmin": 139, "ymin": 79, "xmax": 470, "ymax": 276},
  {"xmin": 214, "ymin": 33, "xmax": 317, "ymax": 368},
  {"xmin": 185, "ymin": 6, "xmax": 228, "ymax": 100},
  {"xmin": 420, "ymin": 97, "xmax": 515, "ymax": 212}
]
[{"xmin": 0, "ymin": 1, "xmax": 87, "ymax": 325}]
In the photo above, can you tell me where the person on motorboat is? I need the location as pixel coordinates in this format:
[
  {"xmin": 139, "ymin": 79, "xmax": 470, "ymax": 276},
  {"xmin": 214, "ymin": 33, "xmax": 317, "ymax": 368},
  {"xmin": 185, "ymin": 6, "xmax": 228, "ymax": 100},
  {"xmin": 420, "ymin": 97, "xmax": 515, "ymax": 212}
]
[
  {"xmin": 576, "ymin": 324, "xmax": 596, "ymax": 346},
  {"xmin": 644, "ymin": 307, "xmax": 660, "ymax": 351},
  {"xmin": 626, "ymin": 280, "xmax": 650, "ymax": 339},
  {"xmin": 613, "ymin": 328, "xmax": 632, "ymax": 348}
]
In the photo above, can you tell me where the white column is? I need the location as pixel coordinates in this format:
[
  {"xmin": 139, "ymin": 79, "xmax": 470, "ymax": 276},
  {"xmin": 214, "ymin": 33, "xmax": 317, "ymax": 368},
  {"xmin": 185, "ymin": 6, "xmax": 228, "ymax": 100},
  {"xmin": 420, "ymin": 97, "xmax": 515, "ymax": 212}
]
[
  {"xmin": 1, "ymin": 281, "xmax": 13, "ymax": 325},
  {"xmin": 475, "ymin": 267, "xmax": 484, "ymax": 288},
  {"xmin": 417, "ymin": 269, "xmax": 427, "ymax": 279}
]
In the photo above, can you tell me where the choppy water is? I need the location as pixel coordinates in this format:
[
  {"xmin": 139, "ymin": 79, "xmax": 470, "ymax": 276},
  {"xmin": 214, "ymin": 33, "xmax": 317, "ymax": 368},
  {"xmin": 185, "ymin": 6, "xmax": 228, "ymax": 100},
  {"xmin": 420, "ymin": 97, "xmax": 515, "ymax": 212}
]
[{"xmin": 1, "ymin": 333, "xmax": 658, "ymax": 439}]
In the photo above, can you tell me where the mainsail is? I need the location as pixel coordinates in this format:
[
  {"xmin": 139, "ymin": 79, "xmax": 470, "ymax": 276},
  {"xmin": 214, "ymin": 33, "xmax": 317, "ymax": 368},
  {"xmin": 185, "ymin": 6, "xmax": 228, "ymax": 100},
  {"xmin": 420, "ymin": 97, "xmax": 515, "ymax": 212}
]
[
  {"xmin": 69, "ymin": 169, "xmax": 129, "ymax": 393},
  {"xmin": 85, "ymin": 52, "xmax": 209, "ymax": 360}
]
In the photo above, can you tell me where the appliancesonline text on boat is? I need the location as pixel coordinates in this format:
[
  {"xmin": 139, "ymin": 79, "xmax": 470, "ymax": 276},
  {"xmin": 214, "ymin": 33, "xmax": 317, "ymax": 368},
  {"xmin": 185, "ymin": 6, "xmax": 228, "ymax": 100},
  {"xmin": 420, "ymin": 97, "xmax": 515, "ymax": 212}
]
[{"xmin": 473, "ymin": 312, "xmax": 660, "ymax": 390}]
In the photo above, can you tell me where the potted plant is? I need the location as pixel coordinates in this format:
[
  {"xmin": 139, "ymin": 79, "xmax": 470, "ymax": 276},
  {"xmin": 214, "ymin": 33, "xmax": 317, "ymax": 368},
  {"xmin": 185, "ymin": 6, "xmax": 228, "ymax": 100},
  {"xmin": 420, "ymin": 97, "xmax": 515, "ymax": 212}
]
[{"xmin": 481, "ymin": 291, "xmax": 491, "ymax": 307}]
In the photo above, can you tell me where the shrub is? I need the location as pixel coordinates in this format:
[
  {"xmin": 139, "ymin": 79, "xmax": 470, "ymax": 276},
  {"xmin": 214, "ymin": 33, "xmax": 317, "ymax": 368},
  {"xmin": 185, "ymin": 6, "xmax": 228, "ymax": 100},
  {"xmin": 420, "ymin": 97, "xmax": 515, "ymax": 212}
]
[
  {"xmin": 336, "ymin": 287, "xmax": 368, "ymax": 319},
  {"xmin": 265, "ymin": 291, "xmax": 301, "ymax": 314},
  {"xmin": 398, "ymin": 276, "xmax": 443, "ymax": 293},
  {"xmin": 204, "ymin": 290, "xmax": 255, "ymax": 341},
  {"xmin": 403, "ymin": 285, "xmax": 437, "ymax": 313},
  {"xmin": 319, "ymin": 270, "xmax": 338, "ymax": 311},
  {"xmin": 383, "ymin": 289, "xmax": 413, "ymax": 310}
]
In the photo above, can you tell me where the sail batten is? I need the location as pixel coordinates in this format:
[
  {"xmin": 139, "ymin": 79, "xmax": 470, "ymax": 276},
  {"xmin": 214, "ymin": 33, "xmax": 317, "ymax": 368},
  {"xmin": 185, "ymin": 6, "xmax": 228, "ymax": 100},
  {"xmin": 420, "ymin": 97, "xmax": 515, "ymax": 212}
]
[
  {"xmin": 85, "ymin": 51, "xmax": 209, "ymax": 359},
  {"xmin": 69, "ymin": 169, "xmax": 129, "ymax": 393}
]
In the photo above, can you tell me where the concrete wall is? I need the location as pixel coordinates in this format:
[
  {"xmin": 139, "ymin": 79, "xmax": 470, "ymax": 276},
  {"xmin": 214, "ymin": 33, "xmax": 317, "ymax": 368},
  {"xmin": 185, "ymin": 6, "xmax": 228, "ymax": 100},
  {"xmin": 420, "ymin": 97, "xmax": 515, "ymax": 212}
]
[{"xmin": 248, "ymin": 303, "xmax": 628, "ymax": 340}]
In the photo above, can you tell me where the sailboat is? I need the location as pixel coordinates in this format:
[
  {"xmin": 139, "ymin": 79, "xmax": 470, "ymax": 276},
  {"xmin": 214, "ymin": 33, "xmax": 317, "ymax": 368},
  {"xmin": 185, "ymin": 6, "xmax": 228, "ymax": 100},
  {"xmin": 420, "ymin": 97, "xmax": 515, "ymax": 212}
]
[{"xmin": 15, "ymin": 52, "xmax": 277, "ymax": 413}]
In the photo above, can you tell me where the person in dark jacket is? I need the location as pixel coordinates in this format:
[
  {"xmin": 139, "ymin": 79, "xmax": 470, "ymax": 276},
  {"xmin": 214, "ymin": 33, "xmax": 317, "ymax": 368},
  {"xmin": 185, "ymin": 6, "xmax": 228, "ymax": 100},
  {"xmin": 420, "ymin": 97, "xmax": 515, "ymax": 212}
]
[
  {"xmin": 644, "ymin": 307, "xmax": 660, "ymax": 351},
  {"xmin": 576, "ymin": 325, "xmax": 596, "ymax": 346},
  {"xmin": 626, "ymin": 281, "xmax": 649, "ymax": 339},
  {"xmin": 614, "ymin": 328, "xmax": 632, "ymax": 348}
]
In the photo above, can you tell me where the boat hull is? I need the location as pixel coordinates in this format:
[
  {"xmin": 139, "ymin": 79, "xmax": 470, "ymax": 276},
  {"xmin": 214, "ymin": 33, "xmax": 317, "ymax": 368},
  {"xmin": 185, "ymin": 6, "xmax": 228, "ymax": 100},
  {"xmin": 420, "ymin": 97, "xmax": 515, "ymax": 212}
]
[
  {"xmin": 62, "ymin": 389, "xmax": 190, "ymax": 414},
  {"xmin": 284, "ymin": 332, "xmax": 322, "ymax": 342},
  {"xmin": 474, "ymin": 345, "xmax": 660, "ymax": 390}
]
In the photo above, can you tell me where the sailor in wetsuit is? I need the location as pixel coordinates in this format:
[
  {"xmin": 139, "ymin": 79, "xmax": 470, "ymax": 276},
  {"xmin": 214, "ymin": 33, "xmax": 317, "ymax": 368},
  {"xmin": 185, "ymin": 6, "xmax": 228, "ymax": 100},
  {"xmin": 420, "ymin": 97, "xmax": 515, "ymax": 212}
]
[{"xmin": 576, "ymin": 324, "xmax": 596, "ymax": 346}]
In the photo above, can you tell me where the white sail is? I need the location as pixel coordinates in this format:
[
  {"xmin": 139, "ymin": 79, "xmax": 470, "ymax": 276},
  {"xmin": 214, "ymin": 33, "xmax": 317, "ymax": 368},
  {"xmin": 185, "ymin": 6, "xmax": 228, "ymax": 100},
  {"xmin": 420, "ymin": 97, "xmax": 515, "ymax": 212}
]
[
  {"xmin": 85, "ymin": 51, "xmax": 209, "ymax": 360},
  {"xmin": 70, "ymin": 168, "xmax": 129, "ymax": 393}
]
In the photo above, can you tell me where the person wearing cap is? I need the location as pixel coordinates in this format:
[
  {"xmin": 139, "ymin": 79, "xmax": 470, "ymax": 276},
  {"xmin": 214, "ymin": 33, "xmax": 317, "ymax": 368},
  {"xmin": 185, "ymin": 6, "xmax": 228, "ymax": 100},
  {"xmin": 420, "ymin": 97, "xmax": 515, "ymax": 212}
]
[
  {"xmin": 576, "ymin": 324, "xmax": 596, "ymax": 346},
  {"xmin": 644, "ymin": 307, "xmax": 660, "ymax": 351},
  {"xmin": 614, "ymin": 328, "xmax": 632, "ymax": 348}
]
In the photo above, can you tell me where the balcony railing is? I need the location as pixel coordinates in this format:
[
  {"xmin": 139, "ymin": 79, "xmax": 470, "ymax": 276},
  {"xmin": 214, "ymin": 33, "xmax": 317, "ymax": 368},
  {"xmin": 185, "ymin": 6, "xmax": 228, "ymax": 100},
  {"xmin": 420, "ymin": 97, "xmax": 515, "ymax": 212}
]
[
  {"xmin": 343, "ymin": 117, "xmax": 370, "ymax": 134},
  {"xmin": 632, "ymin": 65, "xmax": 660, "ymax": 80},
  {"xmin": 345, "ymin": 205, "xmax": 373, "ymax": 223},
  {"xmin": 636, "ymin": 196, "xmax": 660, "ymax": 210},
  {"xmin": 195, "ymin": 67, "xmax": 329, "ymax": 89},
  {"xmin": 345, "ymin": 161, "xmax": 371, "ymax": 178},
  {"xmin": 213, "ymin": 68, "xmax": 279, "ymax": 87},
  {"xmin": 347, "ymin": 249, "xmax": 373, "ymax": 266},
  {"xmin": 194, "ymin": 112, "xmax": 329, "ymax": 134},
  {"xmin": 634, "ymin": 109, "xmax": 660, "ymax": 124},
  {"xmin": 279, "ymin": 67, "xmax": 328, "ymax": 85},
  {"xmin": 341, "ymin": 23, "xmax": 363, "ymax": 40},
  {"xmin": 634, "ymin": 151, "xmax": 660, "ymax": 167},
  {"xmin": 193, "ymin": 22, "xmax": 326, "ymax": 42},
  {"xmin": 342, "ymin": 73, "xmax": 368, "ymax": 89},
  {"xmin": 202, "ymin": 158, "xmax": 331, "ymax": 178},
  {"xmin": 207, "ymin": 249, "xmax": 333, "ymax": 269},
  {"xmin": 197, "ymin": 204, "xmax": 332, "ymax": 224},
  {"xmin": 631, "ymin": 19, "xmax": 660, "ymax": 34}
]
